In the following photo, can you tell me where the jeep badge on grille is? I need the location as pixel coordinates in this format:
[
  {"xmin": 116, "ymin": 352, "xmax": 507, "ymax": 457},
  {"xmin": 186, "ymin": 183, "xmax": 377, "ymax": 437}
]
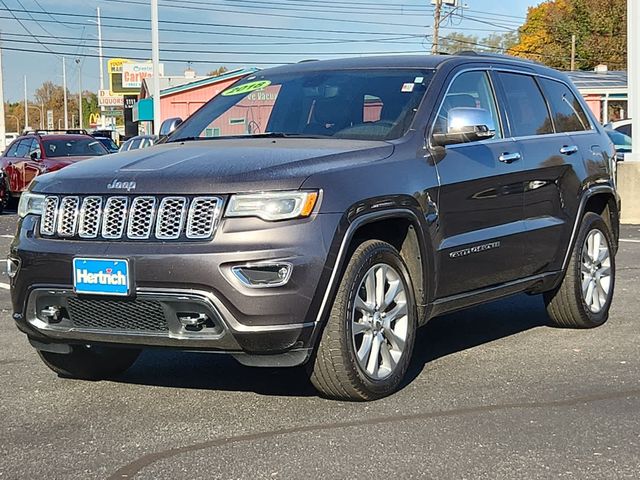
[{"xmin": 107, "ymin": 179, "xmax": 137, "ymax": 191}]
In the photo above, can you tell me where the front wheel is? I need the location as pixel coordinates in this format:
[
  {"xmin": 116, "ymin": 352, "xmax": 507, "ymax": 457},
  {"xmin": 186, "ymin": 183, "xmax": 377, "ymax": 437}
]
[
  {"xmin": 544, "ymin": 212, "xmax": 616, "ymax": 328},
  {"xmin": 37, "ymin": 345, "xmax": 141, "ymax": 380},
  {"xmin": 309, "ymin": 240, "xmax": 417, "ymax": 401}
]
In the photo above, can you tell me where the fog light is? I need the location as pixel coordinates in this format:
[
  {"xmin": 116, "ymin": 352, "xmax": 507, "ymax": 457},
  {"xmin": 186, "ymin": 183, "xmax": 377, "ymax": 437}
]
[
  {"xmin": 6, "ymin": 257, "xmax": 20, "ymax": 278},
  {"xmin": 232, "ymin": 262, "xmax": 292, "ymax": 288}
]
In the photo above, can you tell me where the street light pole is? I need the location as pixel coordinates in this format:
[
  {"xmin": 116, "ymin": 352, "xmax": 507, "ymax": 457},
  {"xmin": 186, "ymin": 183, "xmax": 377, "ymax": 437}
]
[
  {"xmin": 96, "ymin": 7, "xmax": 106, "ymax": 129},
  {"xmin": 0, "ymin": 32, "xmax": 6, "ymax": 152},
  {"xmin": 75, "ymin": 58, "xmax": 83, "ymax": 129},
  {"xmin": 151, "ymin": 0, "xmax": 162, "ymax": 135},
  {"xmin": 628, "ymin": 0, "xmax": 639, "ymax": 161},
  {"xmin": 24, "ymin": 75, "xmax": 28, "ymax": 130},
  {"xmin": 63, "ymin": 57, "xmax": 68, "ymax": 129}
]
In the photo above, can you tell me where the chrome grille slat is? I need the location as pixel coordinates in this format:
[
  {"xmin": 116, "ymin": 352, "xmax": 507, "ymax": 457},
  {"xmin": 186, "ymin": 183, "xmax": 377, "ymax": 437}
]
[
  {"xmin": 186, "ymin": 197, "xmax": 221, "ymax": 239},
  {"xmin": 155, "ymin": 197, "xmax": 187, "ymax": 240},
  {"xmin": 56, "ymin": 196, "xmax": 80, "ymax": 237},
  {"xmin": 101, "ymin": 197, "xmax": 129, "ymax": 239},
  {"xmin": 127, "ymin": 196, "xmax": 157, "ymax": 239},
  {"xmin": 41, "ymin": 195, "xmax": 220, "ymax": 241},
  {"xmin": 40, "ymin": 196, "xmax": 59, "ymax": 236},
  {"xmin": 78, "ymin": 196, "xmax": 103, "ymax": 238}
]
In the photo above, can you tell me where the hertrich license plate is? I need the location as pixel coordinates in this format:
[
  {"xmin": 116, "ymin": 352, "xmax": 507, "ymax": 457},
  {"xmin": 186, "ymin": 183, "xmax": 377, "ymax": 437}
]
[{"xmin": 73, "ymin": 258, "xmax": 130, "ymax": 296}]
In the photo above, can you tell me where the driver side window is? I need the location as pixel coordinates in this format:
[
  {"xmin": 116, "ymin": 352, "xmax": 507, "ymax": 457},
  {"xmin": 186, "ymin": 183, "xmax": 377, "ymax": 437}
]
[{"xmin": 434, "ymin": 71, "xmax": 502, "ymax": 140}]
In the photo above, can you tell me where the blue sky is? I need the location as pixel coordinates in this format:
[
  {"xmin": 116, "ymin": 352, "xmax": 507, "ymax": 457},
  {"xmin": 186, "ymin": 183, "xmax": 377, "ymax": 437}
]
[{"xmin": 0, "ymin": 0, "xmax": 539, "ymax": 102}]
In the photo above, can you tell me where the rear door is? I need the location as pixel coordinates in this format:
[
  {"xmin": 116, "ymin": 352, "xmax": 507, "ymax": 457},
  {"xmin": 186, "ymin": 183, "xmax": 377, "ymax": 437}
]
[
  {"xmin": 495, "ymin": 72, "xmax": 586, "ymax": 276},
  {"xmin": 432, "ymin": 70, "xmax": 526, "ymax": 298}
]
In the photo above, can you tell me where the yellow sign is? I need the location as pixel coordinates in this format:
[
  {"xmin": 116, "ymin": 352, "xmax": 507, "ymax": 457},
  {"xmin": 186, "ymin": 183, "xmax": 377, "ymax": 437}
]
[
  {"xmin": 221, "ymin": 80, "xmax": 271, "ymax": 96},
  {"xmin": 108, "ymin": 58, "xmax": 141, "ymax": 96}
]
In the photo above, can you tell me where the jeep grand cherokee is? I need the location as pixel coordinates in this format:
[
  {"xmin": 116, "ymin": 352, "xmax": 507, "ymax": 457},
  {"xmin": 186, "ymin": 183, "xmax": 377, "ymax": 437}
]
[{"xmin": 9, "ymin": 54, "xmax": 619, "ymax": 400}]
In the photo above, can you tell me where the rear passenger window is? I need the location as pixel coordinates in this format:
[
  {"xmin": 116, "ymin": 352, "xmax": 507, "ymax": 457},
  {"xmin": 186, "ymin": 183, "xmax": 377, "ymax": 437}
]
[
  {"xmin": 539, "ymin": 78, "xmax": 591, "ymax": 132},
  {"xmin": 497, "ymin": 73, "xmax": 553, "ymax": 137}
]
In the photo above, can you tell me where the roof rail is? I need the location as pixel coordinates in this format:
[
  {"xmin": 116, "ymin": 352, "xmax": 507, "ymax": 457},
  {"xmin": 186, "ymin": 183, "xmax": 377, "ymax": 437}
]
[
  {"xmin": 22, "ymin": 129, "xmax": 89, "ymax": 136},
  {"xmin": 454, "ymin": 50, "xmax": 542, "ymax": 66}
]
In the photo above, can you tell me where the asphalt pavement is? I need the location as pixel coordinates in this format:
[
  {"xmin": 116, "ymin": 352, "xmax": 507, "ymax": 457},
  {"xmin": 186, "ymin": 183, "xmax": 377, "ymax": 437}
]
[{"xmin": 1, "ymin": 210, "xmax": 639, "ymax": 479}]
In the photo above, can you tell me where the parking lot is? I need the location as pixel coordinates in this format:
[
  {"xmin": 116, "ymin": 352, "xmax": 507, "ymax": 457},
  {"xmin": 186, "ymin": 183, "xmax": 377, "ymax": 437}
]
[{"xmin": 0, "ymin": 209, "xmax": 639, "ymax": 479}]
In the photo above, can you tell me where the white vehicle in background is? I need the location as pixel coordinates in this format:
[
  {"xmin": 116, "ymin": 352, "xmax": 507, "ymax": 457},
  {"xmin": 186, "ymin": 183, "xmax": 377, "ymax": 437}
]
[{"xmin": 608, "ymin": 119, "xmax": 632, "ymax": 138}]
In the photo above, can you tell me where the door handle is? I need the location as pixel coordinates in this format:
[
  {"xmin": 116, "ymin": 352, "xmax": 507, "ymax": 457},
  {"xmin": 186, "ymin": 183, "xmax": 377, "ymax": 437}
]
[
  {"xmin": 560, "ymin": 145, "xmax": 579, "ymax": 155},
  {"xmin": 498, "ymin": 152, "xmax": 521, "ymax": 164}
]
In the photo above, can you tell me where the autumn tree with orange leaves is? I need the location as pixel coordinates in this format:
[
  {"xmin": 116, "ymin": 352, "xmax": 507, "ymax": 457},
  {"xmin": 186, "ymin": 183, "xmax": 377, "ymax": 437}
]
[{"xmin": 509, "ymin": 0, "xmax": 626, "ymax": 71}]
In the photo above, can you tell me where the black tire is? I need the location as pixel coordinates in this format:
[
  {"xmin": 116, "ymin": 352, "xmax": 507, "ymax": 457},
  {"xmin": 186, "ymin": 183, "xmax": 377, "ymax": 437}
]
[
  {"xmin": 309, "ymin": 240, "xmax": 417, "ymax": 401},
  {"xmin": 37, "ymin": 345, "xmax": 141, "ymax": 380},
  {"xmin": 544, "ymin": 212, "xmax": 615, "ymax": 328},
  {"xmin": 0, "ymin": 176, "xmax": 8, "ymax": 214}
]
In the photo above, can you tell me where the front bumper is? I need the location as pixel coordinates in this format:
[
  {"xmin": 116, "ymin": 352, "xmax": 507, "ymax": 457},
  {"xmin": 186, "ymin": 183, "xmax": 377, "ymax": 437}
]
[{"xmin": 10, "ymin": 212, "xmax": 343, "ymax": 365}]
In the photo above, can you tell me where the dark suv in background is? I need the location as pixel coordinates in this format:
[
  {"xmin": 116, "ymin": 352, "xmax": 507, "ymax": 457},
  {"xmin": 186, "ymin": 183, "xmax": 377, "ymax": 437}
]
[{"xmin": 9, "ymin": 54, "xmax": 619, "ymax": 400}]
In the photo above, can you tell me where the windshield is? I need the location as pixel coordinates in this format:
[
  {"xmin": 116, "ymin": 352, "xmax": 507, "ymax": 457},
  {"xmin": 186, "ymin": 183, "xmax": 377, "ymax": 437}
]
[
  {"xmin": 43, "ymin": 138, "xmax": 108, "ymax": 157},
  {"xmin": 606, "ymin": 130, "xmax": 632, "ymax": 149},
  {"xmin": 97, "ymin": 137, "xmax": 119, "ymax": 152},
  {"xmin": 169, "ymin": 69, "xmax": 434, "ymax": 142}
]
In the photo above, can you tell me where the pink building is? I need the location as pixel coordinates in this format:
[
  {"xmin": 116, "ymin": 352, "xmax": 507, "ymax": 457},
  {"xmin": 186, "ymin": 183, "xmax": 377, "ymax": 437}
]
[{"xmin": 133, "ymin": 68, "xmax": 257, "ymax": 132}]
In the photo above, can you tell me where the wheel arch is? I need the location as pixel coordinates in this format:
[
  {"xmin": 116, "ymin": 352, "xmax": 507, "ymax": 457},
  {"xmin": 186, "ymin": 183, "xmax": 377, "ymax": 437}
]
[
  {"xmin": 561, "ymin": 185, "xmax": 620, "ymax": 272},
  {"xmin": 315, "ymin": 208, "xmax": 435, "ymax": 327}
]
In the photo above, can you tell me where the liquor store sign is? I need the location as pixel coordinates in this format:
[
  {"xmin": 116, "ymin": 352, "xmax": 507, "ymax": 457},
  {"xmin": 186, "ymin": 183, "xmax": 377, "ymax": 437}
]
[{"xmin": 98, "ymin": 89, "xmax": 125, "ymax": 107}]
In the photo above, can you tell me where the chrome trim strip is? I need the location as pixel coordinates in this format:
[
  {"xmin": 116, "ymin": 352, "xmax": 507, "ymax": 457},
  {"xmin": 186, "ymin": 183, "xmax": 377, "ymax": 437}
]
[
  {"xmin": 231, "ymin": 261, "xmax": 293, "ymax": 289},
  {"xmin": 428, "ymin": 66, "xmax": 596, "ymax": 148}
]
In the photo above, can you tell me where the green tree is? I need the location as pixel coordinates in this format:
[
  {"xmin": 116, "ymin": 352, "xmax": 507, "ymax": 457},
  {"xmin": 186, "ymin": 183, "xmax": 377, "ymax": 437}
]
[{"xmin": 510, "ymin": 0, "xmax": 626, "ymax": 70}]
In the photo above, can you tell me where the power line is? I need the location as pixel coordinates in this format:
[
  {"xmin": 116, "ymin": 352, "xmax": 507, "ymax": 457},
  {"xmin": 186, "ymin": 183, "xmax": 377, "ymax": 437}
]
[{"xmin": 0, "ymin": 37, "xmax": 429, "ymax": 56}]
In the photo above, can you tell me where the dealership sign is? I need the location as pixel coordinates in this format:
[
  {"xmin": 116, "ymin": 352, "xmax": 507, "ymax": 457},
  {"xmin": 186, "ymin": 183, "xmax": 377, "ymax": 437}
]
[
  {"xmin": 122, "ymin": 63, "xmax": 164, "ymax": 89},
  {"xmin": 98, "ymin": 89, "xmax": 125, "ymax": 107}
]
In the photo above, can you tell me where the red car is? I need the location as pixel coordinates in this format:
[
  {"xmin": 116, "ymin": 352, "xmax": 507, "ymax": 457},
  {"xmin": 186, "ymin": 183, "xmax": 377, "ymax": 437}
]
[{"xmin": 0, "ymin": 131, "xmax": 109, "ymax": 212}]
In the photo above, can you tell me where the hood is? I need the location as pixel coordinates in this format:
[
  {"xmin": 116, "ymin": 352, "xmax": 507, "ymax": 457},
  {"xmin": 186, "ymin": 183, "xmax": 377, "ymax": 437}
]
[{"xmin": 31, "ymin": 138, "xmax": 394, "ymax": 195}]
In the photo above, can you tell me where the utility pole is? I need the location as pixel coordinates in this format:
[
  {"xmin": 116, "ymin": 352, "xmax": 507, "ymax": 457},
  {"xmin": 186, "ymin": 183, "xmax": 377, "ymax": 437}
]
[
  {"xmin": 628, "ymin": 0, "xmax": 639, "ymax": 161},
  {"xmin": 75, "ymin": 58, "xmax": 83, "ymax": 129},
  {"xmin": 432, "ymin": 0, "xmax": 442, "ymax": 55},
  {"xmin": 96, "ymin": 7, "xmax": 105, "ymax": 129},
  {"xmin": 0, "ymin": 33, "xmax": 6, "ymax": 152},
  {"xmin": 24, "ymin": 75, "xmax": 28, "ymax": 131},
  {"xmin": 570, "ymin": 34, "xmax": 576, "ymax": 71},
  {"xmin": 62, "ymin": 57, "xmax": 68, "ymax": 129},
  {"xmin": 151, "ymin": 0, "xmax": 162, "ymax": 135}
]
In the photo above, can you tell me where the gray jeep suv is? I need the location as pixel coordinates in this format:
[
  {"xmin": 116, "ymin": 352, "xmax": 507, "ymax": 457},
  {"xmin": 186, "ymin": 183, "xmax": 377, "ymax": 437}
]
[{"xmin": 9, "ymin": 54, "xmax": 619, "ymax": 400}]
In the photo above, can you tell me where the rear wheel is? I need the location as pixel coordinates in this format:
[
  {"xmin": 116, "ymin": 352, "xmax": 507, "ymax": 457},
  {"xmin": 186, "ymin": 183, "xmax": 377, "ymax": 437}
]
[
  {"xmin": 309, "ymin": 240, "xmax": 417, "ymax": 401},
  {"xmin": 544, "ymin": 212, "xmax": 615, "ymax": 328},
  {"xmin": 37, "ymin": 345, "xmax": 141, "ymax": 380}
]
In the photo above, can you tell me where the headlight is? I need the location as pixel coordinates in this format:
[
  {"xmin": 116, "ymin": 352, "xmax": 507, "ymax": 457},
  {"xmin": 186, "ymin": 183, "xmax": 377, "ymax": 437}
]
[
  {"xmin": 225, "ymin": 190, "xmax": 319, "ymax": 221},
  {"xmin": 17, "ymin": 192, "xmax": 46, "ymax": 218}
]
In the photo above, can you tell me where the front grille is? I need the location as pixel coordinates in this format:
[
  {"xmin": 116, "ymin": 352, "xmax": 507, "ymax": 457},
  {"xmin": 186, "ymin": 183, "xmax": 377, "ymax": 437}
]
[
  {"xmin": 40, "ymin": 195, "xmax": 223, "ymax": 241},
  {"xmin": 66, "ymin": 297, "xmax": 168, "ymax": 332}
]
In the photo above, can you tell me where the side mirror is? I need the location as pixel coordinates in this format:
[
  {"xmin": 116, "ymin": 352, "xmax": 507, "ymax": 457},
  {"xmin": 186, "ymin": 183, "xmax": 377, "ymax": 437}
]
[
  {"xmin": 432, "ymin": 107, "xmax": 496, "ymax": 147},
  {"xmin": 29, "ymin": 151, "xmax": 41, "ymax": 161},
  {"xmin": 159, "ymin": 117, "xmax": 183, "ymax": 137}
]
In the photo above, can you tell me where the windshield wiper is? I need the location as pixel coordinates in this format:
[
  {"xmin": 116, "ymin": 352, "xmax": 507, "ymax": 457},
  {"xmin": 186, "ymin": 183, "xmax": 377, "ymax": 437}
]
[{"xmin": 169, "ymin": 132, "xmax": 331, "ymax": 143}]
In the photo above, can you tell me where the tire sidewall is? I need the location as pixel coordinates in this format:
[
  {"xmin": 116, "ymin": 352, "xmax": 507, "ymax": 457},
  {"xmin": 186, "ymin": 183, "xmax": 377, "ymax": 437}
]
[
  {"xmin": 572, "ymin": 213, "xmax": 616, "ymax": 326},
  {"xmin": 341, "ymin": 243, "xmax": 417, "ymax": 397}
]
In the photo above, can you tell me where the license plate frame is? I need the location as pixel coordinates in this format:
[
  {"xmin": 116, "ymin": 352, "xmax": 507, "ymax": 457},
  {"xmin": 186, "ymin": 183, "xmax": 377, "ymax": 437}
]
[{"xmin": 73, "ymin": 258, "xmax": 131, "ymax": 296}]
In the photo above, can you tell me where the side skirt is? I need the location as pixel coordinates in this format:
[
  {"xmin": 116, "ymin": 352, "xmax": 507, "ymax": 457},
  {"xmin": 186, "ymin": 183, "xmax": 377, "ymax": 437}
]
[{"xmin": 428, "ymin": 271, "xmax": 562, "ymax": 319}]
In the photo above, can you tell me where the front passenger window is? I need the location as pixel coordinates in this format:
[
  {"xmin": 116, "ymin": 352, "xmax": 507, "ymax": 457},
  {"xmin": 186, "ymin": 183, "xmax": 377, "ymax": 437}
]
[{"xmin": 434, "ymin": 71, "xmax": 502, "ymax": 140}]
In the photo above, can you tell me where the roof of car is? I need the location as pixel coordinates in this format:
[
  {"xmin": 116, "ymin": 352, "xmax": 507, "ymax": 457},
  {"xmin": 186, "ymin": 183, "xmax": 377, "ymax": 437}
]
[
  {"xmin": 24, "ymin": 134, "xmax": 97, "ymax": 141},
  {"xmin": 257, "ymin": 53, "xmax": 553, "ymax": 76}
]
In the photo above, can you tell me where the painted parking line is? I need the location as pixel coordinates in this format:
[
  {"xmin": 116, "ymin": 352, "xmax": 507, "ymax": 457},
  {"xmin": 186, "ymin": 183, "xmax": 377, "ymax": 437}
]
[
  {"xmin": 0, "ymin": 283, "xmax": 10, "ymax": 290},
  {"xmin": 0, "ymin": 235, "xmax": 13, "ymax": 239},
  {"xmin": 620, "ymin": 239, "xmax": 640, "ymax": 243}
]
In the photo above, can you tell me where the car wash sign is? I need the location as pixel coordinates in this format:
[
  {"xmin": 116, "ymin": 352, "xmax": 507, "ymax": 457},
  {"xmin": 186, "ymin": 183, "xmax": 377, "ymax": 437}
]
[{"xmin": 122, "ymin": 62, "xmax": 164, "ymax": 89}]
